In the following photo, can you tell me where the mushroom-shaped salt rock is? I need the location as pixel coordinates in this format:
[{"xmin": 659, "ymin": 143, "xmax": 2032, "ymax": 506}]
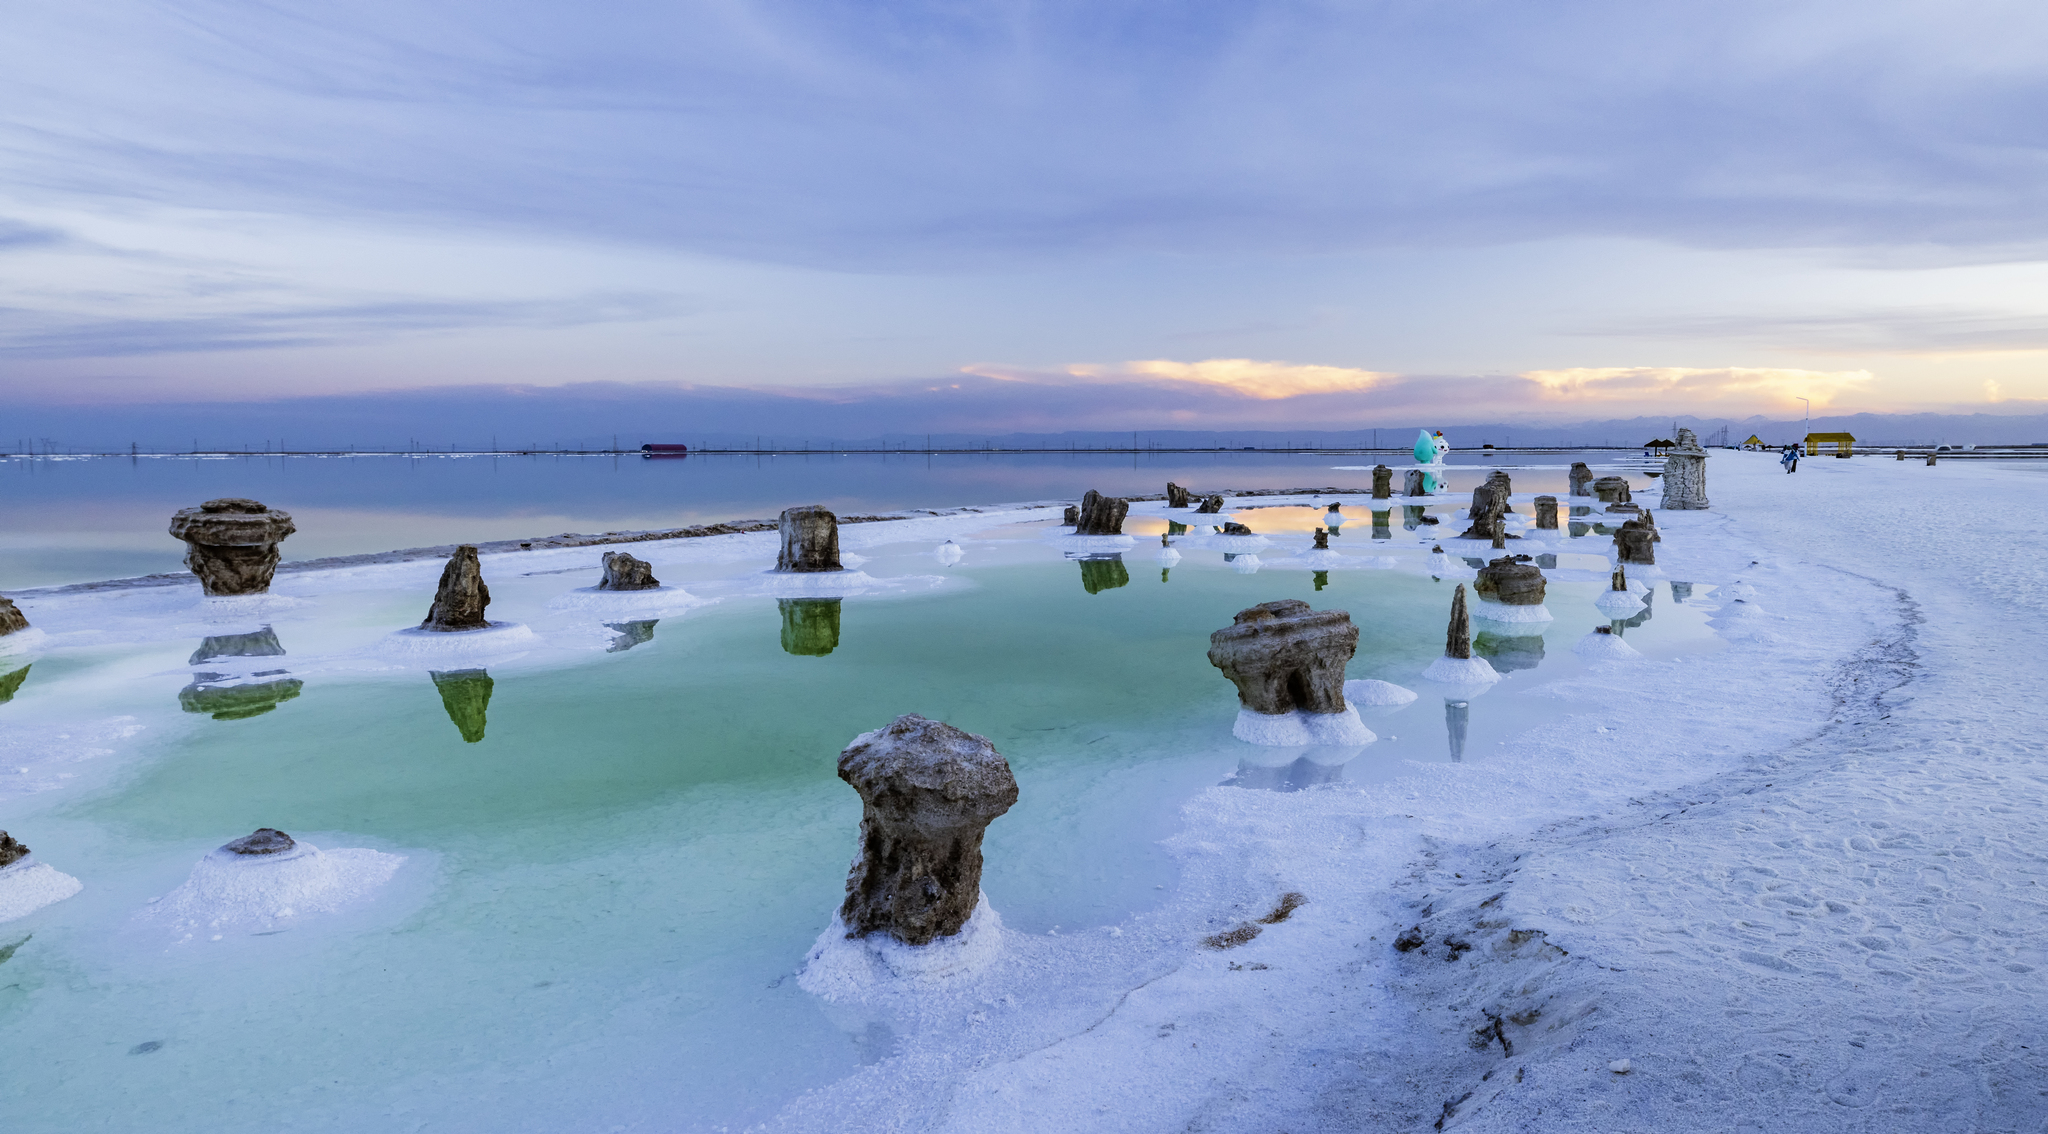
[
  {"xmin": 169, "ymin": 498, "xmax": 297, "ymax": 596},
  {"xmin": 834, "ymin": 715, "xmax": 1019, "ymax": 946}
]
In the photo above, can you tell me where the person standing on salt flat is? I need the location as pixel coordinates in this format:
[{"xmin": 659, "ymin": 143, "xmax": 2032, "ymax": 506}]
[{"xmin": 1781, "ymin": 445, "xmax": 1800, "ymax": 474}]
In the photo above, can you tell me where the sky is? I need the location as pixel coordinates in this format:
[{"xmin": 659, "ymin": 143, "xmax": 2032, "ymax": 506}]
[{"xmin": 5, "ymin": 0, "xmax": 2048, "ymax": 438}]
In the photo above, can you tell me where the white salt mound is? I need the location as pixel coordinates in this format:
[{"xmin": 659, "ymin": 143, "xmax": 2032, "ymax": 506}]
[
  {"xmin": 1232, "ymin": 707, "xmax": 1376, "ymax": 747},
  {"xmin": 145, "ymin": 842, "xmax": 405, "ymax": 936},
  {"xmin": 798, "ymin": 893, "xmax": 1003, "ymax": 1001},
  {"xmin": 0, "ymin": 627, "xmax": 49, "ymax": 655},
  {"xmin": 1595, "ymin": 590, "xmax": 1647, "ymax": 616},
  {"xmin": 1575, "ymin": 630, "xmax": 1642, "ymax": 660},
  {"xmin": 1422, "ymin": 654, "xmax": 1501, "ymax": 684},
  {"xmin": 1229, "ymin": 555, "xmax": 1264, "ymax": 574},
  {"xmin": 0, "ymin": 861, "xmax": 83, "ymax": 922},
  {"xmin": 546, "ymin": 586, "xmax": 697, "ymax": 614},
  {"xmin": 1344, "ymin": 678, "xmax": 1418, "ymax": 706},
  {"xmin": 1156, "ymin": 548, "xmax": 1182, "ymax": 565},
  {"xmin": 934, "ymin": 542, "xmax": 965, "ymax": 566},
  {"xmin": 1473, "ymin": 601, "xmax": 1554, "ymax": 624},
  {"xmin": 380, "ymin": 622, "xmax": 537, "ymax": 658}
]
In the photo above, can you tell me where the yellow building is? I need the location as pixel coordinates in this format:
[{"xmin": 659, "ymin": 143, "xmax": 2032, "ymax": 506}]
[
  {"xmin": 1742, "ymin": 434, "xmax": 1765, "ymax": 450},
  {"xmin": 1805, "ymin": 432, "xmax": 1854, "ymax": 457}
]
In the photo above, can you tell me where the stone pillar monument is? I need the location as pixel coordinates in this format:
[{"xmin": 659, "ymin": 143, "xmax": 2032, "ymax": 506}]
[
  {"xmin": 776, "ymin": 506, "xmax": 842, "ymax": 572},
  {"xmin": 1659, "ymin": 428, "xmax": 1711, "ymax": 510}
]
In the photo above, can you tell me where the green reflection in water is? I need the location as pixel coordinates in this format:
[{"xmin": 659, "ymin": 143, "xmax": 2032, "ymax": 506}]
[
  {"xmin": 779, "ymin": 598, "xmax": 841, "ymax": 656},
  {"xmin": 0, "ymin": 663, "xmax": 28, "ymax": 704},
  {"xmin": 431, "ymin": 669, "xmax": 495, "ymax": 743},
  {"xmin": 1078, "ymin": 556, "xmax": 1130, "ymax": 594},
  {"xmin": 178, "ymin": 674, "xmax": 304, "ymax": 720}
]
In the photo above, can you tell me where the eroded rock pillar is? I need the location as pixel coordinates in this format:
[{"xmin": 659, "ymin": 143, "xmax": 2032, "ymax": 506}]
[
  {"xmin": 169, "ymin": 498, "xmax": 296, "ymax": 596},
  {"xmin": 835, "ymin": 715, "xmax": 1019, "ymax": 945},
  {"xmin": 1206, "ymin": 600, "xmax": 1359, "ymax": 716}
]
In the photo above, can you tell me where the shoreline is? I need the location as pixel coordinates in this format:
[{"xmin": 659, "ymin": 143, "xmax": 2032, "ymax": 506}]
[{"xmin": 7, "ymin": 485, "xmax": 1400, "ymax": 597}]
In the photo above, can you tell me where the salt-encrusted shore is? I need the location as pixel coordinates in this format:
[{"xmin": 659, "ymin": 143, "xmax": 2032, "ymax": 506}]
[
  {"xmin": 759, "ymin": 452, "xmax": 2048, "ymax": 1133},
  {"xmin": 6, "ymin": 486, "xmax": 1387, "ymax": 597}
]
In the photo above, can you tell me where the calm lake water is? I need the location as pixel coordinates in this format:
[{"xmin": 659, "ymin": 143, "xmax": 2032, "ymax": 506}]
[{"xmin": 1, "ymin": 450, "xmax": 1634, "ymax": 589}]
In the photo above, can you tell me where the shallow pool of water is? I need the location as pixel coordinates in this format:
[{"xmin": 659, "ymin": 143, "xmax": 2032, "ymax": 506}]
[{"xmin": 0, "ymin": 493, "xmax": 1711, "ymax": 1132}]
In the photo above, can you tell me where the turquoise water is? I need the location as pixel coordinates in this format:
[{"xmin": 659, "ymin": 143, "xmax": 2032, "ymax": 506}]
[{"xmin": 0, "ymin": 492, "xmax": 1706, "ymax": 1131}]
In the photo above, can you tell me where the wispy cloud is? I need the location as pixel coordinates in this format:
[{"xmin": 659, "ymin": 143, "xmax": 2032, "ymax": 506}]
[
  {"xmin": 1520, "ymin": 366, "xmax": 1874, "ymax": 409},
  {"xmin": 0, "ymin": 291, "xmax": 681, "ymax": 359},
  {"xmin": 1590, "ymin": 308, "xmax": 2048, "ymax": 355},
  {"xmin": 968, "ymin": 359, "xmax": 1392, "ymax": 400}
]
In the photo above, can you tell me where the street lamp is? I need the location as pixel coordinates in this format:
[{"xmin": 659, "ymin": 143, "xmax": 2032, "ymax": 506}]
[{"xmin": 1797, "ymin": 397, "xmax": 1810, "ymax": 446}]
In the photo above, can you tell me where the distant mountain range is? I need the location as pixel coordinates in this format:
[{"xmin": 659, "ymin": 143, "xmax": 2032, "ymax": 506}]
[{"xmin": 8, "ymin": 383, "xmax": 2046, "ymax": 453}]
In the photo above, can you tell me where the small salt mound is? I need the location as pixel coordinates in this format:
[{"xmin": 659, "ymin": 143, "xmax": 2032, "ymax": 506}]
[
  {"xmin": 934, "ymin": 542, "xmax": 964, "ymax": 566},
  {"xmin": 1473, "ymin": 601, "xmax": 1553, "ymax": 625},
  {"xmin": 1426, "ymin": 550, "xmax": 1471, "ymax": 576},
  {"xmin": 144, "ymin": 841, "xmax": 405, "ymax": 937},
  {"xmin": 0, "ymin": 861, "xmax": 83, "ymax": 923},
  {"xmin": 1422, "ymin": 655, "xmax": 1501, "ymax": 684},
  {"xmin": 1344, "ymin": 678, "xmax": 1418, "ymax": 707},
  {"xmin": 1288, "ymin": 549, "xmax": 1346, "ymax": 569},
  {"xmin": 838, "ymin": 553, "xmax": 870, "ymax": 568},
  {"xmin": 0, "ymin": 627, "xmax": 49, "ymax": 655},
  {"xmin": 1049, "ymin": 534, "xmax": 1135, "ymax": 554},
  {"xmin": 1595, "ymin": 590, "xmax": 1647, "ymax": 616},
  {"xmin": 754, "ymin": 569, "xmax": 886, "ymax": 597},
  {"xmin": 380, "ymin": 621, "xmax": 537, "ymax": 658},
  {"xmin": 1232, "ymin": 707, "xmax": 1376, "ymax": 747},
  {"xmin": 798, "ymin": 894, "xmax": 1003, "ymax": 1001},
  {"xmin": 1575, "ymin": 629, "xmax": 1642, "ymax": 660},
  {"xmin": 546, "ymin": 586, "xmax": 698, "ymax": 615},
  {"xmin": 1229, "ymin": 555, "xmax": 1264, "ymax": 574},
  {"xmin": 1156, "ymin": 547, "xmax": 1182, "ymax": 565}
]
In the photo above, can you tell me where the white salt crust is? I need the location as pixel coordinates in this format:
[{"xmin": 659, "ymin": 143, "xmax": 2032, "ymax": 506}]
[
  {"xmin": 0, "ymin": 628, "xmax": 49, "ymax": 655},
  {"xmin": 1343, "ymin": 678, "xmax": 1418, "ymax": 707},
  {"xmin": 545, "ymin": 585, "xmax": 701, "ymax": 615},
  {"xmin": 142, "ymin": 841, "xmax": 405, "ymax": 937},
  {"xmin": 1048, "ymin": 534, "xmax": 1136, "ymax": 554},
  {"xmin": 799, "ymin": 894, "xmax": 1005, "ymax": 1001},
  {"xmin": 1232, "ymin": 706, "xmax": 1376, "ymax": 747},
  {"xmin": 751, "ymin": 569, "xmax": 888, "ymax": 597},
  {"xmin": 1156, "ymin": 548, "xmax": 1182, "ymax": 565},
  {"xmin": 1574, "ymin": 630, "xmax": 1643, "ymax": 660},
  {"xmin": 1229, "ymin": 555, "xmax": 1264, "ymax": 574},
  {"xmin": 379, "ymin": 621, "xmax": 538, "ymax": 658},
  {"xmin": 0, "ymin": 861, "xmax": 83, "ymax": 922},
  {"xmin": 1421, "ymin": 654, "xmax": 1501, "ymax": 684},
  {"xmin": 1595, "ymin": 590, "xmax": 1648, "ymax": 616},
  {"xmin": 934, "ymin": 542, "xmax": 965, "ymax": 566},
  {"xmin": 1472, "ymin": 601, "xmax": 1554, "ymax": 625}
]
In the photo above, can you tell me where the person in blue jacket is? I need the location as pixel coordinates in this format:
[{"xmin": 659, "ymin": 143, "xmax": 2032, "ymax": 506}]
[{"xmin": 1781, "ymin": 445, "xmax": 1799, "ymax": 473}]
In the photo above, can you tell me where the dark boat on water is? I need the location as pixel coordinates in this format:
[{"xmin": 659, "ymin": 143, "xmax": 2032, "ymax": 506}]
[{"xmin": 640, "ymin": 444, "xmax": 688, "ymax": 458}]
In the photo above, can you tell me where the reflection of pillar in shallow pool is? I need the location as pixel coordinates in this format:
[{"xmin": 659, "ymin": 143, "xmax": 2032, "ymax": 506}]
[
  {"xmin": 1078, "ymin": 555, "xmax": 1130, "ymax": 594},
  {"xmin": 430, "ymin": 669, "xmax": 494, "ymax": 743},
  {"xmin": 1473, "ymin": 630, "xmax": 1545, "ymax": 672},
  {"xmin": 779, "ymin": 598, "xmax": 842, "ymax": 656},
  {"xmin": 1231, "ymin": 755, "xmax": 1349, "ymax": 791},
  {"xmin": 1168, "ymin": 521, "xmax": 1188, "ymax": 536},
  {"xmin": 1313, "ymin": 570, "xmax": 1330, "ymax": 592},
  {"xmin": 1445, "ymin": 698, "xmax": 1470, "ymax": 762},
  {"xmin": 1403, "ymin": 505, "xmax": 1425, "ymax": 531},
  {"xmin": 604, "ymin": 619, "xmax": 659, "ymax": 652},
  {"xmin": 1160, "ymin": 568, "xmax": 1171, "ymax": 583},
  {"xmin": 0, "ymin": 664, "xmax": 30, "ymax": 705},
  {"xmin": 1568, "ymin": 521, "xmax": 1590, "ymax": 538},
  {"xmin": 1669, "ymin": 581, "xmax": 1694, "ymax": 603},
  {"xmin": 1371, "ymin": 509, "xmax": 1393, "ymax": 540},
  {"xmin": 178, "ymin": 624, "xmax": 301, "ymax": 720},
  {"xmin": 179, "ymin": 674, "xmax": 304, "ymax": 720},
  {"xmin": 1611, "ymin": 588, "xmax": 1655, "ymax": 635}
]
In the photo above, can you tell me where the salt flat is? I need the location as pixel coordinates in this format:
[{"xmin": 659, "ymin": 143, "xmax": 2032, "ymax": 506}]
[{"xmin": 769, "ymin": 451, "xmax": 2048, "ymax": 1132}]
